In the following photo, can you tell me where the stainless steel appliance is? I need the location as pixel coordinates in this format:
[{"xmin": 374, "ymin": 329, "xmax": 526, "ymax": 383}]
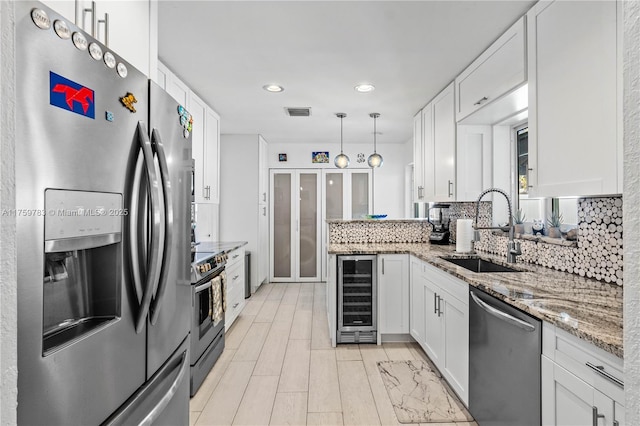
[
  {"xmin": 428, "ymin": 203, "xmax": 451, "ymax": 244},
  {"xmin": 469, "ymin": 287, "xmax": 541, "ymax": 425},
  {"xmin": 337, "ymin": 255, "xmax": 377, "ymax": 344},
  {"xmin": 16, "ymin": 3, "xmax": 192, "ymax": 424},
  {"xmin": 190, "ymin": 244, "xmax": 227, "ymax": 396}
]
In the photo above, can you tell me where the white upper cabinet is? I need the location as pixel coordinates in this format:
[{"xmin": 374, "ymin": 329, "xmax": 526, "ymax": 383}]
[
  {"xmin": 158, "ymin": 62, "xmax": 189, "ymax": 107},
  {"xmin": 69, "ymin": 0, "xmax": 154, "ymax": 76},
  {"xmin": 413, "ymin": 82, "xmax": 456, "ymax": 202},
  {"xmin": 456, "ymin": 125, "xmax": 492, "ymax": 201},
  {"xmin": 413, "ymin": 112, "xmax": 424, "ymax": 201},
  {"xmin": 40, "ymin": 1, "xmax": 77, "ymax": 22},
  {"xmin": 455, "ymin": 17, "xmax": 526, "ymax": 122},
  {"xmin": 527, "ymin": 0, "xmax": 621, "ymax": 197},
  {"xmin": 188, "ymin": 92, "xmax": 220, "ymax": 204},
  {"xmin": 431, "ymin": 83, "xmax": 456, "ymax": 201}
]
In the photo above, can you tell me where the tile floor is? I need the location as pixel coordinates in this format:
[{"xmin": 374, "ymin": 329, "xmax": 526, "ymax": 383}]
[{"xmin": 190, "ymin": 282, "xmax": 477, "ymax": 426}]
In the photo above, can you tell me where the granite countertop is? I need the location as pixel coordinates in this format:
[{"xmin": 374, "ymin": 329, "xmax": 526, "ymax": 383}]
[
  {"xmin": 192, "ymin": 241, "xmax": 248, "ymax": 255},
  {"xmin": 328, "ymin": 242, "xmax": 623, "ymax": 358}
]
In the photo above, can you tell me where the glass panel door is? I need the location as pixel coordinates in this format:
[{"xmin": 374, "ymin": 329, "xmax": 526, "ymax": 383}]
[
  {"xmin": 271, "ymin": 170, "xmax": 321, "ymax": 282},
  {"xmin": 297, "ymin": 171, "xmax": 320, "ymax": 280},
  {"xmin": 325, "ymin": 173, "xmax": 344, "ymax": 220},
  {"xmin": 272, "ymin": 172, "xmax": 293, "ymax": 279},
  {"xmin": 351, "ymin": 171, "xmax": 370, "ymax": 219}
]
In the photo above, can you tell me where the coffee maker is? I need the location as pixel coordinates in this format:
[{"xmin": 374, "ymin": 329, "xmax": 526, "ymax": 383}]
[{"xmin": 428, "ymin": 203, "xmax": 451, "ymax": 244}]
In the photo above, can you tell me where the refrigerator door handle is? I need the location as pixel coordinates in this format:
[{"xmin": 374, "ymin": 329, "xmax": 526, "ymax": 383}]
[
  {"xmin": 101, "ymin": 349, "xmax": 188, "ymax": 426},
  {"xmin": 139, "ymin": 350, "xmax": 188, "ymax": 426},
  {"xmin": 129, "ymin": 153, "xmax": 145, "ymax": 305},
  {"xmin": 134, "ymin": 121, "xmax": 162, "ymax": 334},
  {"xmin": 149, "ymin": 128, "xmax": 173, "ymax": 325}
]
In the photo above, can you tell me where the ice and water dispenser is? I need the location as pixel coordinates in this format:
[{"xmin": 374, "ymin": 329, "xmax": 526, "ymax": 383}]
[{"xmin": 42, "ymin": 190, "xmax": 123, "ymax": 355}]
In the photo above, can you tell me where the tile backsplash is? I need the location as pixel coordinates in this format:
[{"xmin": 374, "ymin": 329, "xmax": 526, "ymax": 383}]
[
  {"xmin": 473, "ymin": 196, "xmax": 623, "ymax": 285},
  {"xmin": 329, "ymin": 196, "xmax": 623, "ymax": 286}
]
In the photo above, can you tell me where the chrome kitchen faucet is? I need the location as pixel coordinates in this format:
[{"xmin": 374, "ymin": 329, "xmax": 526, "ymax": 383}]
[{"xmin": 473, "ymin": 188, "xmax": 522, "ymax": 263}]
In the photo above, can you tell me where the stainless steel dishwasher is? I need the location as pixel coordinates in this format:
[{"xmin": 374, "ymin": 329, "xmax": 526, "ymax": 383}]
[{"xmin": 469, "ymin": 287, "xmax": 541, "ymax": 426}]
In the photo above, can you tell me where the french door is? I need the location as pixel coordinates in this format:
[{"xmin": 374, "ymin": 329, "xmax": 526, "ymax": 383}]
[
  {"xmin": 321, "ymin": 170, "xmax": 372, "ymax": 281},
  {"xmin": 270, "ymin": 170, "xmax": 322, "ymax": 282}
]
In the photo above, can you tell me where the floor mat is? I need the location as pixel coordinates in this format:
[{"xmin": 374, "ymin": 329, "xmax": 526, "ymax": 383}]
[{"xmin": 377, "ymin": 359, "xmax": 474, "ymax": 424}]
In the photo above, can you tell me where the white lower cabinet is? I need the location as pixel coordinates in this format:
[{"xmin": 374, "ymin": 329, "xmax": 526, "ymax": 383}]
[
  {"xmin": 377, "ymin": 254, "xmax": 409, "ymax": 336},
  {"xmin": 409, "ymin": 258, "xmax": 427, "ymax": 344},
  {"xmin": 542, "ymin": 323, "xmax": 624, "ymax": 426},
  {"xmin": 409, "ymin": 256, "xmax": 469, "ymax": 405},
  {"xmin": 224, "ymin": 247, "xmax": 245, "ymax": 331}
]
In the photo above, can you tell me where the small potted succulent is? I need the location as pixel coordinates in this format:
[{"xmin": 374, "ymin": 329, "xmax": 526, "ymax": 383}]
[
  {"xmin": 513, "ymin": 209, "xmax": 526, "ymax": 235},
  {"xmin": 547, "ymin": 212, "xmax": 563, "ymax": 238}
]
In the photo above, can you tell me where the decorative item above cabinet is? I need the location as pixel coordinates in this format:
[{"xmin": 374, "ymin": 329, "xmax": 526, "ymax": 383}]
[{"xmin": 455, "ymin": 16, "xmax": 527, "ymax": 123}]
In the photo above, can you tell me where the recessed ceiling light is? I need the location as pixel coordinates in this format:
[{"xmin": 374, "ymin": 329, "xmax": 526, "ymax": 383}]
[
  {"xmin": 355, "ymin": 83, "xmax": 375, "ymax": 93},
  {"xmin": 263, "ymin": 84, "xmax": 284, "ymax": 93}
]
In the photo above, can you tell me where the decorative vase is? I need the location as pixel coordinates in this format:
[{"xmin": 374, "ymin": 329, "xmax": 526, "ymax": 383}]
[
  {"xmin": 514, "ymin": 224, "xmax": 525, "ymax": 235},
  {"xmin": 548, "ymin": 227, "xmax": 561, "ymax": 238}
]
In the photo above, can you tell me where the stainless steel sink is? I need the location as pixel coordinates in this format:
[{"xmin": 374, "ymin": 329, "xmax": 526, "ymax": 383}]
[{"xmin": 441, "ymin": 257, "xmax": 522, "ymax": 273}]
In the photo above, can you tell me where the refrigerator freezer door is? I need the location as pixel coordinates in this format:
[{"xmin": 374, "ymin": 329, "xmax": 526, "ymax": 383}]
[
  {"xmin": 146, "ymin": 82, "xmax": 192, "ymax": 378},
  {"xmin": 16, "ymin": 3, "xmax": 148, "ymax": 424},
  {"xmin": 102, "ymin": 336, "xmax": 190, "ymax": 426}
]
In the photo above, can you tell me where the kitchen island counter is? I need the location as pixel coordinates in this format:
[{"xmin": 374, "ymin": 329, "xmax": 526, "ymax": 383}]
[{"xmin": 328, "ymin": 242, "xmax": 623, "ymax": 358}]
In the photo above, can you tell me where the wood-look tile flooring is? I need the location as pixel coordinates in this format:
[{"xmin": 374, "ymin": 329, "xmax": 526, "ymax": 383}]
[{"xmin": 191, "ymin": 282, "xmax": 477, "ymax": 426}]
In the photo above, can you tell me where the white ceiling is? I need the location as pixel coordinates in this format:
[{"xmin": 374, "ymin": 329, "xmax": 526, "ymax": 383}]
[{"xmin": 158, "ymin": 1, "xmax": 536, "ymax": 145}]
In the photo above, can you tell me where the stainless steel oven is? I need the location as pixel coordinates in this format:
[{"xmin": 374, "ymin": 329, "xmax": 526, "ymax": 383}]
[{"xmin": 190, "ymin": 251, "xmax": 226, "ymax": 396}]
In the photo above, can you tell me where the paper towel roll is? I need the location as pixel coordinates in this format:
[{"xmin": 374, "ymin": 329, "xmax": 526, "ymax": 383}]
[{"xmin": 456, "ymin": 219, "xmax": 473, "ymax": 253}]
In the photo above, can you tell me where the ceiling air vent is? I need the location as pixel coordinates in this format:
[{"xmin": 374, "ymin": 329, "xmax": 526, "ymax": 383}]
[{"xmin": 285, "ymin": 107, "xmax": 311, "ymax": 117}]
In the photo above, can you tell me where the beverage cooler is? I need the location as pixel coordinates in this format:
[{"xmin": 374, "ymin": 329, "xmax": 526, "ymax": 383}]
[{"xmin": 337, "ymin": 255, "xmax": 377, "ymax": 344}]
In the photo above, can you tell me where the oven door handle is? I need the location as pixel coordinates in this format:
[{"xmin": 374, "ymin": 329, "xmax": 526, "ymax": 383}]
[
  {"xmin": 134, "ymin": 121, "xmax": 162, "ymax": 334},
  {"xmin": 195, "ymin": 280, "xmax": 212, "ymax": 293},
  {"xmin": 149, "ymin": 128, "xmax": 173, "ymax": 325}
]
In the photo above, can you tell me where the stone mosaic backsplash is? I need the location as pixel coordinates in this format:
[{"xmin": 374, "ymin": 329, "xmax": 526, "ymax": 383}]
[
  {"xmin": 474, "ymin": 196, "xmax": 623, "ymax": 285},
  {"xmin": 328, "ymin": 196, "xmax": 623, "ymax": 285},
  {"xmin": 328, "ymin": 219, "xmax": 431, "ymax": 244}
]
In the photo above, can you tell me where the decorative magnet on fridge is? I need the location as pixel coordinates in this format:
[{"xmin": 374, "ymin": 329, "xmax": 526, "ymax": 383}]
[{"xmin": 312, "ymin": 151, "xmax": 329, "ymax": 164}]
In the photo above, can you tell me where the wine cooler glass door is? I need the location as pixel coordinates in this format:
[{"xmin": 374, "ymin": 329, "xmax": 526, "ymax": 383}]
[{"xmin": 338, "ymin": 256, "xmax": 377, "ymax": 332}]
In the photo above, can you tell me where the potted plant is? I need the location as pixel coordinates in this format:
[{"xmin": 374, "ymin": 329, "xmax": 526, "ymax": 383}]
[
  {"xmin": 513, "ymin": 209, "xmax": 526, "ymax": 235},
  {"xmin": 547, "ymin": 212, "xmax": 563, "ymax": 238}
]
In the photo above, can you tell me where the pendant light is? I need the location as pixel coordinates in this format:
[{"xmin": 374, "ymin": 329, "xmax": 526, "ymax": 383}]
[
  {"xmin": 334, "ymin": 113, "xmax": 350, "ymax": 168},
  {"xmin": 367, "ymin": 112, "xmax": 383, "ymax": 168}
]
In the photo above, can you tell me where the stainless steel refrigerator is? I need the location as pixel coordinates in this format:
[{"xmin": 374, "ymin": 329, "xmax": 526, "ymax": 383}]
[{"xmin": 16, "ymin": 2, "xmax": 192, "ymax": 424}]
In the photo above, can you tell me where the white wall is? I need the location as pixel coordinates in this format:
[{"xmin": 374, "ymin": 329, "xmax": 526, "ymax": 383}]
[
  {"xmin": 267, "ymin": 141, "xmax": 407, "ymax": 218},
  {"xmin": 1, "ymin": 1, "xmax": 18, "ymax": 424},
  {"xmin": 624, "ymin": 0, "xmax": 640, "ymax": 422}
]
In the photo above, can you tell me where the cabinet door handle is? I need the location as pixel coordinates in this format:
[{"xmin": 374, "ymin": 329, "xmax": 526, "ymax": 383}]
[
  {"xmin": 448, "ymin": 180, "xmax": 454, "ymax": 198},
  {"xmin": 233, "ymin": 302, "xmax": 239, "ymax": 309},
  {"xmin": 433, "ymin": 293, "xmax": 438, "ymax": 314},
  {"xmin": 263, "ymin": 206, "xmax": 266, "ymax": 216},
  {"xmin": 418, "ymin": 186, "xmax": 424, "ymax": 199},
  {"xmin": 473, "ymin": 96, "xmax": 488, "ymax": 106},
  {"xmin": 263, "ymin": 193, "xmax": 266, "ymax": 202},
  {"xmin": 233, "ymin": 275, "xmax": 239, "ymax": 281},
  {"xmin": 437, "ymin": 295, "xmax": 443, "ymax": 317},
  {"xmin": 97, "ymin": 13, "xmax": 109, "ymax": 46},
  {"xmin": 382, "ymin": 258, "xmax": 385, "ymax": 275},
  {"xmin": 83, "ymin": 1, "xmax": 97, "ymax": 36},
  {"xmin": 592, "ymin": 406, "xmax": 605, "ymax": 426},
  {"xmin": 586, "ymin": 362, "xmax": 624, "ymax": 388}
]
